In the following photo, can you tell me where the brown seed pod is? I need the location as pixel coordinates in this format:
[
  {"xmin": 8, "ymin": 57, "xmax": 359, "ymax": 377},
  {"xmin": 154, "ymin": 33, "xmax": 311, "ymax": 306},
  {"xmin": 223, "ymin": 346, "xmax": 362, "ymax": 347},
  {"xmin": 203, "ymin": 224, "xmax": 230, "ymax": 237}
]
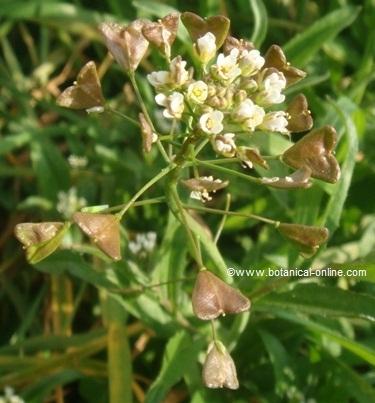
[
  {"xmin": 223, "ymin": 35, "xmax": 254, "ymax": 54},
  {"xmin": 73, "ymin": 212, "xmax": 121, "ymax": 260},
  {"xmin": 15, "ymin": 222, "xmax": 64, "ymax": 247},
  {"xmin": 202, "ymin": 341, "xmax": 239, "ymax": 390},
  {"xmin": 139, "ymin": 113, "xmax": 154, "ymax": 153},
  {"xmin": 264, "ymin": 45, "xmax": 306, "ymax": 85},
  {"xmin": 282, "ymin": 125, "xmax": 341, "ymax": 183},
  {"xmin": 278, "ymin": 223, "xmax": 329, "ymax": 256},
  {"xmin": 182, "ymin": 177, "xmax": 228, "ymax": 193},
  {"xmin": 181, "ymin": 12, "xmax": 230, "ymax": 48},
  {"xmin": 236, "ymin": 146, "xmax": 269, "ymax": 169},
  {"xmin": 142, "ymin": 13, "xmax": 179, "ymax": 58},
  {"xmin": 100, "ymin": 20, "xmax": 149, "ymax": 72},
  {"xmin": 15, "ymin": 222, "xmax": 70, "ymax": 264},
  {"xmin": 261, "ymin": 166, "xmax": 312, "ymax": 189},
  {"xmin": 192, "ymin": 270, "xmax": 250, "ymax": 320},
  {"xmin": 56, "ymin": 61, "xmax": 104, "ymax": 110},
  {"xmin": 287, "ymin": 94, "xmax": 313, "ymax": 133}
]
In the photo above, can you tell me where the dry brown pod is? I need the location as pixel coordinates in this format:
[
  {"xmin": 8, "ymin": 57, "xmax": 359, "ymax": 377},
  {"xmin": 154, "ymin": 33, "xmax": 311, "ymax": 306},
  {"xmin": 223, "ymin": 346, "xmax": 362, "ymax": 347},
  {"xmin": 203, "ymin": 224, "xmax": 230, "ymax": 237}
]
[
  {"xmin": 261, "ymin": 166, "xmax": 312, "ymax": 189},
  {"xmin": 223, "ymin": 36, "xmax": 254, "ymax": 54},
  {"xmin": 287, "ymin": 94, "xmax": 313, "ymax": 133},
  {"xmin": 181, "ymin": 12, "xmax": 230, "ymax": 48},
  {"xmin": 202, "ymin": 341, "xmax": 239, "ymax": 390},
  {"xmin": 73, "ymin": 212, "xmax": 121, "ymax": 260},
  {"xmin": 100, "ymin": 20, "xmax": 149, "ymax": 72},
  {"xmin": 264, "ymin": 45, "xmax": 306, "ymax": 85},
  {"xmin": 277, "ymin": 223, "xmax": 329, "ymax": 256},
  {"xmin": 142, "ymin": 13, "xmax": 179, "ymax": 58},
  {"xmin": 139, "ymin": 113, "xmax": 155, "ymax": 153},
  {"xmin": 192, "ymin": 270, "xmax": 250, "ymax": 320},
  {"xmin": 236, "ymin": 146, "xmax": 269, "ymax": 169},
  {"xmin": 182, "ymin": 177, "xmax": 229, "ymax": 193},
  {"xmin": 56, "ymin": 61, "xmax": 104, "ymax": 110},
  {"xmin": 282, "ymin": 125, "xmax": 341, "ymax": 183}
]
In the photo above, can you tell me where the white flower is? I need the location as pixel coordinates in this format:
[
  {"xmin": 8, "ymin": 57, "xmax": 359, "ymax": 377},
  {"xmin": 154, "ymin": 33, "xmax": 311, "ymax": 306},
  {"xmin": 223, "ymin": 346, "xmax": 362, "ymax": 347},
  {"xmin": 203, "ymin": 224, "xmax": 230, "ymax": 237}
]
[
  {"xmin": 196, "ymin": 32, "xmax": 217, "ymax": 64},
  {"xmin": 170, "ymin": 56, "xmax": 189, "ymax": 87},
  {"xmin": 129, "ymin": 232, "xmax": 157, "ymax": 255},
  {"xmin": 258, "ymin": 71, "xmax": 286, "ymax": 105},
  {"xmin": 68, "ymin": 154, "xmax": 88, "ymax": 168},
  {"xmin": 57, "ymin": 187, "xmax": 87, "ymax": 219},
  {"xmin": 0, "ymin": 387, "xmax": 25, "ymax": 403},
  {"xmin": 261, "ymin": 111, "xmax": 289, "ymax": 133},
  {"xmin": 187, "ymin": 81, "xmax": 208, "ymax": 104},
  {"xmin": 155, "ymin": 92, "xmax": 184, "ymax": 119},
  {"xmin": 233, "ymin": 99, "xmax": 265, "ymax": 131},
  {"xmin": 212, "ymin": 49, "xmax": 241, "ymax": 82},
  {"xmin": 199, "ymin": 110, "xmax": 224, "ymax": 134},
  {"xmin": 147, "ymin": 71, "xmax": 171, "ymax": 89},
  {"xmin": 212, "ymin": 133, "xmax": 236, "ymax": 157},
  {"xmin": 238, "ymin": 49, "xmax": 265, "ymax": 77}
]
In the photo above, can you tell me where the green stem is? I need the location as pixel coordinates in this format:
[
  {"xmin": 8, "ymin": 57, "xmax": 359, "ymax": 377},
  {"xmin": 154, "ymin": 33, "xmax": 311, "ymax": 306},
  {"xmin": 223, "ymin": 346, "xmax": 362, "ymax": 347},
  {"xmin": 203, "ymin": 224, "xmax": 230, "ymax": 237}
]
[
  {"xmin": 182, "ymin": 203, "xmax": 279, "ymax": 226},
  {"xmin": 104, "ymin": 196, "xmax": 166, "ymax": 213},
  {"xmin": 128, "ymin": 73, "xmax": 170, "ymax": 163},
  {"xmin": 214, "ymin": 194, "xmax": 231, "ymax": 244},
  {"xmin": 116, "ymin": 165, "xmax": 175, "ymax": 220},
  {"xmin": 107, "ymin": 108, "xmax": 140, "ymax": 127}
]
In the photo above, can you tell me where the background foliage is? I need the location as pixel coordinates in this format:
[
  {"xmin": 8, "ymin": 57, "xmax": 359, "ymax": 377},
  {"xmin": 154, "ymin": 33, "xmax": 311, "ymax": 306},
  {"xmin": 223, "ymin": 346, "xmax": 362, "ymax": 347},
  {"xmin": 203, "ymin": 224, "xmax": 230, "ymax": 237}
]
[{"xmin": 0, "ymin": 0, "xmax": 374, "ymax": 402}]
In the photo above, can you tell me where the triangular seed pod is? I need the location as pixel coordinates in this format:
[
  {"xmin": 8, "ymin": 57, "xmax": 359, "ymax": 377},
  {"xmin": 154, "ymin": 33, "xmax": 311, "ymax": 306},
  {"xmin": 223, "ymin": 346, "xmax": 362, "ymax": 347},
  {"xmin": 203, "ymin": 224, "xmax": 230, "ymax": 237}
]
[
  {"xmin": 282, "ymin": 125, "xmax": 341, "ymax": 183},
  {"xmin": 192, "ymin": 270, "xmax": 250, "ymax": 320},
  {"xmin": 261, "ymin": 166, "xmax": 312, "ymax": 189},
  {"xmin": 181, "ymin": 12, "xmax": 230, "ymax": 48},
  {"xmin": 202, "ymin": 341, "xmax": 239, "ymax": 390},
  {"xmin": 15, "ymin": 222, "xmax": 70, "ymax": 264},
  {"xmin": 73, "ymin": 212, "xmax": 121, "ymax": 261},
  {"xmin": 264, "ymin": 44, "xmax": 306, "ymax": 85},
  {"xmin": 278, "ymin": 223, "xmax": 329, "ymax": 256},
  {"xmin": 287, "ymin": 94, "xmax": 313, "ymax": 133},
  {"xmin": 56, "ymin": 61, "xmax": 104, "ymax": 110}
]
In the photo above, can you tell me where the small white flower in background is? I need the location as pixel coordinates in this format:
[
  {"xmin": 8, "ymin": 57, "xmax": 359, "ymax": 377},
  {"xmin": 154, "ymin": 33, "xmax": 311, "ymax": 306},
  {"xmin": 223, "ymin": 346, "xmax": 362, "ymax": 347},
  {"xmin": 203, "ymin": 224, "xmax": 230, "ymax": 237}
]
[
  {"xmin": 147, "ymin": 70, "xmax": 171, "ymax": 90},
  {"xmin": 187, "ymin": 81, "xmax": 208, "ymax": 104},
  {"xmin": 57, "ymin": 187, "xmax": 87, "ymax": 219},
  {"xmin": 233, "ymin": 99, "xmax": 265, "ymax": 131},
  {"xmin": 68, "ymin": 154, "xmax": 88, "ymax": 169},
  {"xmin": 261, "ymin": 111, "xmax": 289, "ymax": 133},
  {"xmin": 212, "ymin": 133, "xmax": 236, "ymax": 157},
  {"xmin": 169, "ymin": 56, "xmax": 190, "ymax": 87},
  {"xmin": 155, "ymin": 92, "xmax": 184, "ymax": 119},
  {"xmin": 129, "ymin": 232, "xmax": 157, "ymax": 256},
  {"xmin": 238, "ymin": 49, "xmax": 265, "ymax": 77},
  {"xmin": 0, "ymin": 387, "xmax": 25, "ymax": 403},
  {"xmin": 212, "ymin": 49, "xmax": 241, "ymax": 82},
  {"xmin": 196, "ymin": 32, "xmax": 217, "ymax": 64},
  {"xmin": 257, "ymin": 71, "xmax": 286, "ymax": 105},
  {"xmin": 199, "ymin": 110, "xmax": 224, "ymax": 134}
]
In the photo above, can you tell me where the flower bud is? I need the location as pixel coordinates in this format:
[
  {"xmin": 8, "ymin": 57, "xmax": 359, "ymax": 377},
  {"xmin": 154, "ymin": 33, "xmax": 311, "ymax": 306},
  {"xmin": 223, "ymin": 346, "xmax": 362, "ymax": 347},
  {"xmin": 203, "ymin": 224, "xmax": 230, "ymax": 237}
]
[
  {"xmin": 282, "ymin": 125, "xmax": 340, "ymax": 183},
  {"xmin": 73, "ymin": 212, "xmax": 121, "ymax": 260},
  {"xmin": 57, "ymin": 61, "xmax": 104, "ymax": 110},
  {"xmin": 234, "ymin": 89, "xmax": 248, "ymax": 103},
  {"xmin": 196, "ymin": 32, "xmax": 217, "ymax": 64},
  {"xmin": 187, "ymin": 81, "xmax": 209, "ymax": 104},
  {"xmin": 202, "ymin": 341, "xmax": 239, "ymax": 390},
  {"xmin": 277, "ymin": 223, "xmax": 329, "ymax": 256},
  {"xmin": 192, "ymin": 269, "xmax": 250, "ymax": 320}
]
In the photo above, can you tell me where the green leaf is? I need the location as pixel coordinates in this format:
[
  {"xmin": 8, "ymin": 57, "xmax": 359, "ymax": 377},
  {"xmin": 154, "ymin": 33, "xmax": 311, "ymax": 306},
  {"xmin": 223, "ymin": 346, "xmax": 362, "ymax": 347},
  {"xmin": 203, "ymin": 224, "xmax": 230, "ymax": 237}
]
[
  {"xmin": 250, "ymin": 0, "xmax": 268, "ymax": 47},
  {"xmin": 284, "ymin": 6, "xmax": 361, "ymax": 66},
  {"xmin": 257, "ymin": 283, "xmax": 375, "ymax": 321},
  {"xmin": 320, "ymin": 98, "xmax": 359, "ymax": 234},
  {"xmin": 0, "ymin": 132, "xmax": 31, "ymax": 155},
  {"xmin": 145, "ymin": 332, "xmax": 204, "ymax": 403}
]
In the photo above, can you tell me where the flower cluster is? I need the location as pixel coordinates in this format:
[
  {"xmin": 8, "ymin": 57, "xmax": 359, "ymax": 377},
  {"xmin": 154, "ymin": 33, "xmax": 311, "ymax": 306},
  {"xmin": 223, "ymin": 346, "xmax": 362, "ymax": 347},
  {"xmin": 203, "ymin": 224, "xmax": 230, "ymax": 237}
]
[{"xmin": 147, "ymin": 30, "xmax": 303, "ymax": 166}]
